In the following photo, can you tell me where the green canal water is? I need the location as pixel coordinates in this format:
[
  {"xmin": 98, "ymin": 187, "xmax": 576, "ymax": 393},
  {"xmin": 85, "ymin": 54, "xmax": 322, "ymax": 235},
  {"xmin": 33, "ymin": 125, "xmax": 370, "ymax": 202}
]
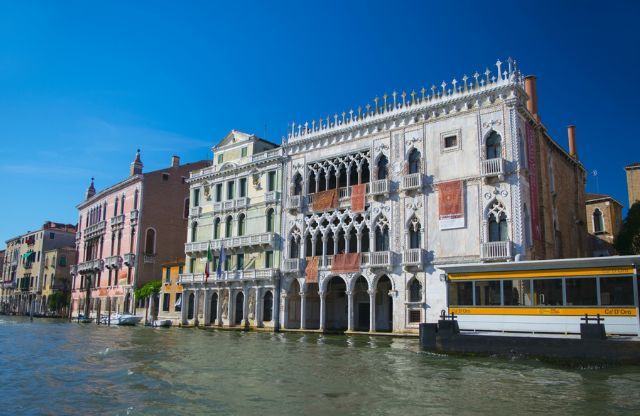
[{"xmin": 1, "ymin": 316, "xmax": 640, "ymax": 415}]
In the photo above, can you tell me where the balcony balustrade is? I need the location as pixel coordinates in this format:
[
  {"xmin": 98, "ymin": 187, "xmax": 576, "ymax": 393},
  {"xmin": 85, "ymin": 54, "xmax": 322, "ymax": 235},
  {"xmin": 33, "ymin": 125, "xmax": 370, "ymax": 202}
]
[
  {"xmin": 110, "ymin": 214, "xmax": 125, "ymax": 229},
  {"xmin": 265, "ymin": 191, "xmax": 280, "ymax": 204},
  {"xmin": 401, "ymin": 173, "xmax": 423, "ymax": 192},
  {"xmin": 286, "ymin": 195, "xmax": 303, "ymax": 211},
  {"xmin": 70, "ymin": 265, "xmax": 78, "ymax": 275},
  {"xmin": 480, "ymin": 241, "xmax": 513, "ymax": 261},
  {"xmin": 179, "ymin": 268, "xmax": 277, "ymax": 284},
  {"xmin": 189, "ymin": 206, "xmax": 202, "ymax": 218},
  {"xmin": 143, "ymin": 254, "xmax": 156, "ymax": 264},
  {"xmin": 282, "ymin": 258, "xmax": 305, "ymax": 273},
  {"xmin": 77, "ymin": 259, "xmax": 104, "ymax": 274},
  {"xmin": 184, "ymin": 232, "xmax": 276, "ymax": 254},
  {"xmin": 84, "ymin": 221, "xmax": 106, "ymax": 239},
  {"xmin": 123, "ymin": 253, "xmax": 136, "ymax": 267},
  {"xmin": 402, "ymin": 248, "xmax": 424, "ymax": 269},
  {"xmin": 370, "ymin": 179, "xmax": 390, "ymax": 196},
  {"xmin": 129, "ymin": 210, "xmax": 139, "ymax": 223},
  {"xmin": 368, "ymin": 251, "xmax": 392, "ymax": 268},
  {"xmin": 213, "ymin": 197, "xmax": 250, "ymax": 213},
  {"xmin": 104, "ymin": 255, "xmax": 123, "ymax": 269},
  {"xmin": 481, "ymin": 158, "xmax": 506, "ymax": 180}
]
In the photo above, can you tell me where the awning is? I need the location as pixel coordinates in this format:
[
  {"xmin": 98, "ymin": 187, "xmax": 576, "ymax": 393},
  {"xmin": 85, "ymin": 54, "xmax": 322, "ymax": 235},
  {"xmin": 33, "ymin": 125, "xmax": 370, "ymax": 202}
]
[{"xmin": 22, "ymin": 250, "xmax": 34, "ymax": 260}]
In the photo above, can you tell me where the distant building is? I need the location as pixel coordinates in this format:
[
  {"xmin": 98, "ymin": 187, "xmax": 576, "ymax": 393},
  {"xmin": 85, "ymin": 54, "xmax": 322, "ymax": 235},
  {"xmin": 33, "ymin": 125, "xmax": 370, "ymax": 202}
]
[
  {"xmin": 0, "ymin": 222, "xmax": 77, "ymax": 315},
  {"xmin": 71, "ymin": 151, "xmax": 210, "ymax": 319},
  {"xmin": 625, "ymin": 163, "xmax": 640, "ymax": 207},
  {"xmin": 157, "ymin": 259, "xmax": 184, "ymax": 323},
  {"xmin": 42, "ymin": 247, "xmax": 76, "ymax": 315},
  {"xmin": 179, "ymin": 131, "xmax": 284, "ymax": 328},
  {"xmin": 585, "ymin": 193, "xmax": 623, "ymax": 256}
]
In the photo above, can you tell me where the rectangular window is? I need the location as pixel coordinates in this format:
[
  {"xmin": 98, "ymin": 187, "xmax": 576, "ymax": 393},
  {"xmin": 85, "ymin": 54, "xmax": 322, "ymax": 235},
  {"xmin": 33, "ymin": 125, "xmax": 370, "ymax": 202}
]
[
  {"xmin": 444, "ymin": 135, "xmax": 458, "ymax": 149},
  {"xmin": 163, "ymin": 293, "xmax": 170, "ymax": 312},
  {"xmin": 241, "ymin": 147, "xmax": 247, "ymax": 157},
  {"xmin": 565, "ymin": 277, "xmax": 597, "ymax": 306},
  {"xmin": 600, "ymin": 276, "xmax": 634, "ymax": 306},
  {"xmin": 474, "ymin": 280, "xmax": 502, "ymax": 306},
  {"xmin": 189, "ymin": 258, "xmax": 196, "ymax": 273},
  {"xmin": 239, "ymin": 178, "xmax": 247, "ymax": 198},
  {"xmin": 408, "ymin": 310, "xmax": 421, "ymax": 323},
  {"xmin": 237, "ymin": 254, "xmax": 244, "ymax": 270},
  {"xmin": 448, "ymin": 281, "xmax": 473, "ymax": 306},
  {"xmin": 178, "ymin": 265, "xmax": 184, "ymax": 275},
  {"xmin": 267, "ymin": 171, "xmax": 276, "ymax": 192},
  {"xmin": 217, "ymin": 153, "xmax": 223, "ymax": 164},
  {"xmin": 49, "ymin": 232, "xmax": 55, "ymax": 239},
  {"xmin": 227, "ymin": 181, "xmax": 235, "ymax": 200},
  {"xmin": 162, "ymin": 173, "xmax": 169, "ymax": 181},
  {"xmin": 265, "ymin": 251, "xmax": 273, "ymax": 268},
  {"xmin": 175, "ymin": 293, "xmax": 182, "ymax": 312},
  {"xmin": 503, "ymin": 279, "xmax": 533, "ymax": 306},
  {"xmin": 193, "ymin": 189, "xmax": 200, "ymax": 207},
  {"xmin": 165, "ymin": 267, "xmax": 171, "ymax": 283},
  {"xmin": 532, "ymin": 278, "xmax": 563, "ymax": 306},
  {"xmin": 215, "ymin": 184, "xmax": 223, "ymax": 202}
]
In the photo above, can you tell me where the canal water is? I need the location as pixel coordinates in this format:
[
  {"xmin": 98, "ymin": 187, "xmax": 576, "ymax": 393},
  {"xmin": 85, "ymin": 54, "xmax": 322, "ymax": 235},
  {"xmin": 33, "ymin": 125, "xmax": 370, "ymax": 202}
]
[{"xmin": 1, "ymin": 317, "xmax": 640, "ymax": 415}]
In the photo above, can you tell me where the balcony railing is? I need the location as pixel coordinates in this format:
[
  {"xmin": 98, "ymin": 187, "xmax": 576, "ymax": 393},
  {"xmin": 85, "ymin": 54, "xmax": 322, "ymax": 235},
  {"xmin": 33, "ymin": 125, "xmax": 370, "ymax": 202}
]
[
  {"xmin": 110, "ymin": 215, "xmax": 125, "ymax": 228},
  {"xmin": 84, "ymin": 221, "xmax": 106, "ymax": 239},
  {"xmin": 265, "ymin": 191, "xmax": 280, "ymax": 204},
  {"xmin": 282, "ymin": 258, "xmax": 305, "ymax": 273},
  {"xmin": 77, "ymin": 259, "xmax": 104, "ymax": 274},
  {"xmin": 70, "ymin": 265, "xmax": 78, "ymax": 275},
  {"xmin": 123, "ymin": 253, "xmax": 136, "ymax": 267},
  {"xmin": 179, "ymin": 268, "xmax": 277, "ymax": 284},
  {"xmin": 104, "ymin": 255, "xmax": 123, "ymax": 269},
  {"xmin": 130, "ymin": 210, "xmax": 139, "ymax": 223},
  {"xmin": 213, "ymin": 197, "xmax": 250, "ymax": 213},
  {"xmin": 403, "ymin": 248, "xmax": 423, "ymax": 267},
  {"xmin": 480, "ymin": 241, "xmax": 513, "ymax": 261},
  {"xmin": 401, "ymin": 173, "xmax": 423, "ymax": 191},
  {"xmin": 189, "ymin": 206, "xmax": 202, "ymax": 217},
  {"xmin": 144, "ymin": 254, "xmax": 156, "ymax": 264},
  {"xmin": 481, "ymin": 158, "xmax": 506, "ymax": 179},
  {"xmin": 369, "ymin": 251, "xmax": 392, "ymax": 267},
  {"xmin": 286, "ymin": 195, "xmax": 303, "ymax": 211},
  {"xmin": 184, "ymin": 232, "xmax": 276, "ymax": 254},
  {"xmin": 370, "ymin": 179, "xmax": 390, "ymax": 195}
]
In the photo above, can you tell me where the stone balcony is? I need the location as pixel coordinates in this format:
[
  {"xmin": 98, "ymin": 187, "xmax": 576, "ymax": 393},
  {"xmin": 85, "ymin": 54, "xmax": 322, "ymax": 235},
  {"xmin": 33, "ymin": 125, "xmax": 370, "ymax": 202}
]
[
  {"xmin": 84, "ymin": 221, "xmax": 106, "ymax": 239},
  {"xmin": 480, "ymin": 241, "xmax": 513, "ymax": 261},
  {"xmin": 129, "ymin": 209, "xmax": 139, "ymax": 224},
  {"xmin": 77, "ymin": 259, "xmax": 104, "ymax": 274},
  {"xmin": 178, "ymin": 268, "xmax": 278, "ymax": 284},
  {"xmin": 282, "ymin": 258, "xmax": 305, "ymax": 274},
  {"xmin": 123, "ymin": 253, "xmax": 136, "ymax": 267},
  {"xmin": 286, "ymin": 195, "xmax": 303, "ymax": 212},
  {"xmin": 401, "ymin": 173, "xmax": 423, "ymax": 192},
  {"xmin": 110, "ymin": 214, "xmax": 125, "ymax": 230},
  {"xmin": 189, "ymin": 206, "xmax": 202, "ymax": 218},
  {"xmin": 265, "ymin": 191, "xmax": 280, "ymax": 204},
  {"xmin": 402, "ymin": 248, "xmax": 424, "ymax": 270},
  {"xmin": 369, "ymin": 179, "xmax": 390, "ymax": 196},
  {"xmin": 104, "ymin": 255, "xmax": 123, "ymax": 269},
  {"xmin": 319, "ymin": 251, "xmax": 392, "ymax": 270},
  {"xmin": 70, "ymin": 265, "xmax": 77, "ymax": 276},
  {"xmin": 212, "ymin": 197, "xmax": 250, "ymax": 214},
  {"xmin": 143, "ymin": 254, "xmax": 156, "ymax": 264},
  {"xmin": 184, "ymin": 232, "xmax": 276, "ymax": 254},
  {"xmin": 480, "ymin": 158, "xmax": 506, "ymax": 181}
]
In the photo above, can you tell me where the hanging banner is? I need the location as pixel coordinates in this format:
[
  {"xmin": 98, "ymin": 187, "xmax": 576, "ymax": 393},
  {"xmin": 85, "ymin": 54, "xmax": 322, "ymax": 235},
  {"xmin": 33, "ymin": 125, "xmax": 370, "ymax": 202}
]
[
  {"xmin": 331, "ymin": 253, "xmax": 361, "ymax": 273},
  {"xmin": 305, "ymin": 257, "xmax": 319, "ymax": 283},
  {"xmin": 438, "ymin": 180, "xmax": 465, "ymax": 229},
  {"xmin": 312, "ymin": 189, "xmax": 338, "ymax": 212},
  {"xmin": 351, "ymin": 184, "xmax": 366, "ymax": 213},
  {"xmin": 526, "ymin": 124, "xmax": 542, "ymax": 241}
]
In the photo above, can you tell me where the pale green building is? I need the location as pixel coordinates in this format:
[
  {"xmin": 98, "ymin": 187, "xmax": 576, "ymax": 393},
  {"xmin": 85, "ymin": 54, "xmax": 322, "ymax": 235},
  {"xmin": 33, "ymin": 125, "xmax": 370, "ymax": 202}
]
[{"xmin": 180, "ymin": 130, "xmax": 284, "ymax": 330}]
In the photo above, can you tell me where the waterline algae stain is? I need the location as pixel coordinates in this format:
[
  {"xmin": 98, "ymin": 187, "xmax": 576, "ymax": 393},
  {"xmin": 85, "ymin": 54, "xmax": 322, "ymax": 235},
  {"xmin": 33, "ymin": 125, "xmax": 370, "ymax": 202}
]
[{"xmin": 1, "ymin": 317, "xmax": 640, "ymax": 415}]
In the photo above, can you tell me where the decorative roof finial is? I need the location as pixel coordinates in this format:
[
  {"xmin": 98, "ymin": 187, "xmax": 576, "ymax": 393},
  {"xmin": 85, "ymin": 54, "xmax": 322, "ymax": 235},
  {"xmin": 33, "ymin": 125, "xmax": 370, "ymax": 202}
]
[
  {"xmin": 130, "ymin": 149, "xmax": 143, "ymax": 176},
  {"xmin": 85, "ymin": 177, "xmax": 96, "ymax": 200}
]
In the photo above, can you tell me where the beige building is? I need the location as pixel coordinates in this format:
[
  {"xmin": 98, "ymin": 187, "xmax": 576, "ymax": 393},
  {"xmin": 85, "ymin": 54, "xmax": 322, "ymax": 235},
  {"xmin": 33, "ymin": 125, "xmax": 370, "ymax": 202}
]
[
  {"xmin": 42, "ymin": 247, "xmax": 77, "ymax": 316},
  {"xmin": 585, "ymin": 193, "xmax": 623, "ymax": 256},
  {"xmin": 157, "ymin": 260, "xmax": 184, "ymax": 324},
  {"xmin": 625, "ymin": 163, "xmax": 640, "ymax": 207}
]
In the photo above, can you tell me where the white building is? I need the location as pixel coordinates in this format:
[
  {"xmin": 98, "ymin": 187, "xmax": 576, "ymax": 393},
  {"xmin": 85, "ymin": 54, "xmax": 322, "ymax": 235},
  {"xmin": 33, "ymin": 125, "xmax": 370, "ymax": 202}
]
[{"xmin": 278, "ymin": 58, "xmax": 587, "ymax": 334}]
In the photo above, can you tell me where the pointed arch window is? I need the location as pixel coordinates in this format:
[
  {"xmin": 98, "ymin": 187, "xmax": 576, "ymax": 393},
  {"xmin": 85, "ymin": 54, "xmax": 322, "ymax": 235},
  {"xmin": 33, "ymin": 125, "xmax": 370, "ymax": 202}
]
[
  {"xmin": 408, "ymin": 217, "xmax": 421, "ymax": 249},
  {"xmin": 266, "ymin": 208, "xmax": 275, "ymax": 232},
  {"xmin": 145, "ymin": 228, "xmax": 156, "ymax": 255},
  {"xmin": 487, "ymin": 201, "xmax": 508, "ymax": 242},
  {"xmin": 375, "ymin": 216, "xmax": 390, "ymax": 251},
  {"xmin": 289, "ymin": 227, "xmax": 301, "ymax": 258},
  {"xmin": 225, "ymin": 216, "xmax": 233, "ymax": 238},
  {"xmin": 292, "ymin": 173, "xmax": 303, "ymax": 196},
  {"xmin": 213, "ymin": 218, "xmax": 221, "ymax": 239},
  {"xmin": 308, "ymin": 170, "xmax": 317, "ymax": 194},
  {"xmin": 593, "ymin": 208, "xmax": 605, "ymax": 234},
  {"xmin": 191, "ymin": 222, "xmax": 197, "ymax": 243},
  {"xmin": 237, "ymin": 214, "xmax": 246, "ymax": 236},
  {"xmin": 486, "ymin": 131, "xmax": 502, "ymax": 159},
  {"xmin": 408, "ymin": 148, "xmax": 421, "ymax": 174},
  {"xmin": 409, "ymin": 278, "xmax": 422, "ymax": 302},
  {"xmin": 377, "ymin": 155, "xmax": 389, "ymax": 180}
]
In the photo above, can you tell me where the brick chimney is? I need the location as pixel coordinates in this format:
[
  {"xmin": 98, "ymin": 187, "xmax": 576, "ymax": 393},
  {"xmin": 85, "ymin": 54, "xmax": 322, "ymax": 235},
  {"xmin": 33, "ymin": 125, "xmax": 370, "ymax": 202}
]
[
  {"xmin": 524, "ymin": 75, "xmax": 539, "ymax": 121},
  {"xmin": 171, "ymin": 155, "xmax": 180, "ymax": 168},
  {"xmin": 567, "ymin": 125, "xmax": 577, "ymax": 159}
]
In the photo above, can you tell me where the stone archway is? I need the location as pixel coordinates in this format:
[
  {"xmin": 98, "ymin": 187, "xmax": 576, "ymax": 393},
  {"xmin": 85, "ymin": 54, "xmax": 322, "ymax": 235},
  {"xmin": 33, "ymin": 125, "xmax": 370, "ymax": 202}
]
[
  {"xmin": 210, "ymin": 292, "xmax": 218, "ymax": 323},
  {"xmin": 375, "ymin": 275, "xmax": 393, "ymax": 332},
  {"xmin": 353, "ymin": 276, "xmax": 369, "ymax": 332},
  {"xmin": 325, "ymin": 276, "xmax": 347, "ymax": 331},
  {"xmin": 235, "ymin": 292, "xmax": 244, "ymax": 325},
  {"xmin": 287, "ymin": 280, "xmax": 301, "ymax": 329},
  {"xmin": 305, "ymin": 283, "xmax": 320, "ymax": 329},
  {"xmin": 187, "ymin": 292, "xmax": 195, "ymax": 320}
]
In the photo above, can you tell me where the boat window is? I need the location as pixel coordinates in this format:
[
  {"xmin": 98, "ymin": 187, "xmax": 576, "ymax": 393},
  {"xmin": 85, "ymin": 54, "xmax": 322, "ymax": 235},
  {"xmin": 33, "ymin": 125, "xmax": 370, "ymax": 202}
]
[
  {"xmin": 600, "ymin": 276, "xmax": 634, "ymax": 306},
  {"xmin": 448, "ymin": 281, "xmax": 473, "ymax": 306},
  {"xmin": 533, "ymin": 278, "xmax": 563, "ymax": 306},
  {"xmin": 503, "ymin": 279, "xmax": 532, "ymax": 306},
  {"xmin": 474, "ymin": 280, "xmax": 501, "ymax": 306},
  {"xmin": 565, "ymin": 277, "xmax": 597, "ymax": 306}
]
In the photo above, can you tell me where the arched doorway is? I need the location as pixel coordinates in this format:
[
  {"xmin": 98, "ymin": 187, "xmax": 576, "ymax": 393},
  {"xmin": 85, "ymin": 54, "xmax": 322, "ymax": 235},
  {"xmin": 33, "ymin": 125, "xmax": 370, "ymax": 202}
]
[
  {"xmin": 375, "ymin": 275, "xmax": 393, "ymax": 332},
  {"xmin": 263, "ymin": 291, "xmax": 273, "ymax": 322},
  {"xmin": 287, "ymin": 280, "xmax": 301, "ymax": 328},
  {"xmin": 353, "ymin": 276, "xmax": 369, "ymax": 331},
  {"xmin": 210, "ymin": 292, "xmax": 218, "ymax": 323},
  {"xmin": 124, "ymin": 293, "xmax": 131, "ymax": 314},
  {"xmin": 187, "ymin": 292, "xmax": 195, "ymax": 320},
  {"xmin": 305, "ymin": 283, "xmax": 320, "ymax": 329},
  {"xmin": 235, "ymin": 292, "xmax": 244, "ymax": 325},
  {"xmin": 325, "ymin": 276, "xmax": 347, "ymax": 331}
]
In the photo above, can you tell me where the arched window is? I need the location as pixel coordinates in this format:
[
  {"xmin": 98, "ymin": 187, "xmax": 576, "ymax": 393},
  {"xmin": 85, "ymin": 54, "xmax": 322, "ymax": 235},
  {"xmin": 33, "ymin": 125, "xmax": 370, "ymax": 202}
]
[
  {"xmin": 266, "ymin": 209, "xmax": 275, "ymax": 232},
  {"xmin": 213, "ymin": 218, "xmax": 221, "ymax": 239},
  {"xmin": 263, "ymin": 291, "xmax": 273, "ymax": 322},
  {"xmin": 375, "ymin": 216, "xmax": 390, "ymax": 251},
  {"xmin": 308, "ymin": 170, "xmax": 317, "ymax": 194},
  {"xmin": 120, "ymin": 194, "xmax": 126, "ymax": 214},
  {"xmin": 237, "ymin": 214, "xmax": 246, "ymax": 236},
  {"xmin": 289, "ymin": 227, "xmax": 301, "ymax": 258},
  {"xmin": 292, "ymin": 173, "xmax": 303, "ymax": 196},
  {"xmin": 361, "ymin": 158, "xmax": 370, "ymax": 183},
  {"xmin": 225, "ymin": 216, "xmax": 233, "ymax": 238},
  {"xmin": 487, "ymin": 201, "xmax": 508, "ymax": 242},
  {"xmin": 113, "ymin": 198, "xmax": 118, "ymax": 216},
  {"xmin": 408, "ymin": 217, "xmax": 421, "ymax": 249},
  {"xmin": 191, "ymin": 222, "xmax": 197, "ymax": 242},
  {"xmin": 377, "ymin": 155, "xmax": 388, "ymax": 180},
  {"xmin": 486, "ymin": 131, "xmax": 502, "ymax": 159},
  {"xmin": 408, "ymin": 148, "xmax": 421, "ymax": 174},
  {"xmin": 183, "ymin": 198, "xmax": 189, "ymax": 219},
  {"xmin": 409, "ymin": 278, "xmax": 422, "ymax": 302},
  {"xmin": 145, "ymin": 228, "xmax": 156, "ymax": 255},
  {"xmin": 593, "ymin": 209, "xmax": 605, "ymax": 233},
  {"xmin": 134, "ymin": 189, "xmax": 139, "ymax": 210}
]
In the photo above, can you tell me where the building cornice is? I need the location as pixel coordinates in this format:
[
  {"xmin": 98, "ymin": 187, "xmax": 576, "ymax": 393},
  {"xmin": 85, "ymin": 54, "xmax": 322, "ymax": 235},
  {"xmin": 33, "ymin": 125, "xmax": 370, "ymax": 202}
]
[
  {"xmin": 188, "ymin": 152, "xmax": 284, "ymax": 184},
  {"xmin": 76, "ymin": 175, "xmax": 143, "ymax": 209}
]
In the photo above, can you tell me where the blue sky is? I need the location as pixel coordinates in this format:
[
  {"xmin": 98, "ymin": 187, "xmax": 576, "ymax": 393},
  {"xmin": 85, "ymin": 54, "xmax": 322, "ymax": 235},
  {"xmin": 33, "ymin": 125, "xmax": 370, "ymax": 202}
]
[{"xmin": 1, "ymin": 0, "xmax": 639, "ymax": 242}]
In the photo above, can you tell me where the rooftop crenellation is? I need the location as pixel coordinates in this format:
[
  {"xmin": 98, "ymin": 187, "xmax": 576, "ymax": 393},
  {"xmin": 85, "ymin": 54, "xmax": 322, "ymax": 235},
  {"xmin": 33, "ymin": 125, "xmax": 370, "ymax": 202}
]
[{"xmin": 285, "ymin": 58, "xmax": 523, "ymax": 142}]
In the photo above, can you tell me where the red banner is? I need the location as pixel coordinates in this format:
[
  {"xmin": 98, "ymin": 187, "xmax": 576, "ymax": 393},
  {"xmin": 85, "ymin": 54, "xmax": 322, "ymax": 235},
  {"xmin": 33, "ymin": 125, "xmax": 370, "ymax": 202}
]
[
  {"xmin": 351, "ymin": 184, "xmax": 366, "ymax": 213},
  {"xmin": 305, "ymin": 257, "xmax": 319, "ymax": 283},
  {"xmin": 331, "ymin": 253, "xmax": 361, "ymax": 273},
  {"xmin": 312, "ymin": 189, "xmax": 338, "ymax": 212},
  {"xmin": 438, "ymin": 180, "xmax": 464, "ymax": 229},
  {"xmin": 526, "ymin": 124, "xmax": 542, "ymax": 241}
]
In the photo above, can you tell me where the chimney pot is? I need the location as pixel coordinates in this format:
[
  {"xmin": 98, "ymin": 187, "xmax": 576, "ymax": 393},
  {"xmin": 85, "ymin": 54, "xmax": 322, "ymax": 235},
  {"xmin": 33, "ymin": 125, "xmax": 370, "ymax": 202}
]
[
  {"xmin": 524, "ymin": 75, "xmax": 539, "ymax": 121},
  {"xmin": 171, "ymin": 155, "xmax": 180, "ymax": 168},
  {"xmin": 567, "ymin": 125, "xmax": 577, "ymax": 159}
]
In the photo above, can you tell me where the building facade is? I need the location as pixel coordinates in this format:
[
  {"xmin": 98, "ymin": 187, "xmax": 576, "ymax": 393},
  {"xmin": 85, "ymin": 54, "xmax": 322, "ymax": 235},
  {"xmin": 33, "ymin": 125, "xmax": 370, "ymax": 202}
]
[
  {"xmin": 179, "ymin": 131, "xmax": 283, "ymax": 329},
  {"xmin": 0, "ymin": 222, "xmax": 76, "ymax": 315},
  {"xmin": 585, "ymin": 193, "xmax": 623, "ymax": 256},
  {"xmin": 158, "ymin": 260, "xmax": 184, "ymax": 323},
  {"xmin": 278, "ymin": 58, "xmax": 588, "ymax": 334},
  {"xmin": 42, "ymin": 247, "xmax": 76, "ymax": 316},
  {"xmin": 71, "ymin": 151, "xmax": 209, "ymax": 319}
]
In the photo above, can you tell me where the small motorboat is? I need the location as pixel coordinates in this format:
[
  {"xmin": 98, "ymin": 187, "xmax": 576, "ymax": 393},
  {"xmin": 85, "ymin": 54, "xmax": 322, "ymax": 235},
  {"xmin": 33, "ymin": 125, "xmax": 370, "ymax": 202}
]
[
  {"xmin": 77, "ymin": 314, "xmax": 93, "ymax": 323},
  {"xmin": 152, "ymin": 319, "xmax": 172, "ymax": 328},
  {"xmin": 100, "ymin": 314, "xmax": 143, "ymax": 326}
]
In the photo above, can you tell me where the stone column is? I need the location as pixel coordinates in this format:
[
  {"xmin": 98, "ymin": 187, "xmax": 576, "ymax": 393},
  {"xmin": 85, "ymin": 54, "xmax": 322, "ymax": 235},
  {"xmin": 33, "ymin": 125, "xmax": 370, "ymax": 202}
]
[
  {"xmin": 180, "ymin": 289, "xmax": 189, "ymax": 325},
  {"xmin": 322, "ymin": 235, "xmax": 328, "ymax": 267},
  {"xmin": 319, "ymin": 291, "xmax": 326, "ymax": 331},
  {"xmin": 227, "ymin": 288, "xmax": 234, "ymax": 326},
  {"xmin": 242, "ymin": 286, "xmax": 249, "ymax": 326},
  {"xmin": 346, "ymin": 290, "xmax": 354, "ymax": 331},
  {"xmin": 368, "ymin": 289, "xmax": 376, "ymax": 332},
  {"xmin": 216, "ymin": 290, "xmax": 223, "ymax": 326},
  {"xmin": 255, "ymin": 287, "xmax": 262, "ymax": 327},
  {"xmin": 203, "ymin": 290, "xmax": 210, "ymax": 325},
  {"xmin": 356, "ymin": 232, "xmax": 362, "ymax": 253},
  {"xmin": 300, "ymin": 291, "xmax": 306, "ymax": 330},
  {"xmin": 281, "ymin": 293, "xmax": 289, "ymax": 329},
  {"xmin": 193, "ymin": 289, "xmax": 200, "ymax": 326}
]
